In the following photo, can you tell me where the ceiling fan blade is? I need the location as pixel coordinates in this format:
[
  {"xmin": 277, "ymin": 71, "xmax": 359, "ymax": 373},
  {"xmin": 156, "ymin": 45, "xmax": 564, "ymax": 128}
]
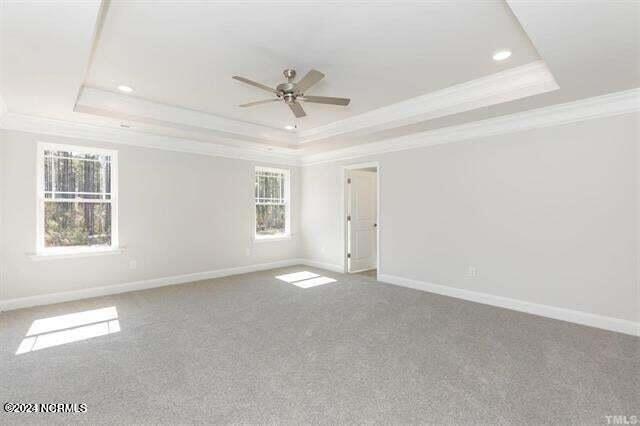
[
  {"xmin": 232, "ymin": 76, "xmax": 278, "ymax": 94},
  {"xmin": 299, "ymin": 95, "xmax": 351, "ymax": 106},
  {"xmin": 288, "ymin": 101, "xmax": 306, "ymax": 118},
  {"xmin": 296, "ymin": 69, "xmax": 325, "ymax": 93},
  {"xmin": 239, "ymin": 99, "xmax": 279, "ymax": 107}
]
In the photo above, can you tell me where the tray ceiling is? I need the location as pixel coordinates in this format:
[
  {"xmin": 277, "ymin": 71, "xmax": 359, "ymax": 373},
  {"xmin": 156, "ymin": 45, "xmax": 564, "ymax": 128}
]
[
  {"xmin": 84, "ymin": 1, "xmax": 541, "ymax": 131},
  {"xmin": 1, "ymin": 0, "xmax": 638, "ymax": 162}
]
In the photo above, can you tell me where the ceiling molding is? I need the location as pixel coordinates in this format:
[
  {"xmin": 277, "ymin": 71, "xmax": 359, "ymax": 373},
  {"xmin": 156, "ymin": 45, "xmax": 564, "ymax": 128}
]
[
  {"xmin": 297, "ymin": 60, "xmax": 559, "ymax": 144},
  {"xmin": 0, "ymin": 112, "xmax": 301, "ymax": 166},
  {"xmin": 76, "ymin": 86, "xmax": 297, "ymax": 145},
  {"xmin": 75, "ymin": 62, "xmax": 557, "ymax": 148},
  {"xmin": 300, "ymin": 87, "xmax": 640, "ymax": 166},
  {"xmin": 2, "ymin": 88, "xmax": 637, "ymax": 168}
]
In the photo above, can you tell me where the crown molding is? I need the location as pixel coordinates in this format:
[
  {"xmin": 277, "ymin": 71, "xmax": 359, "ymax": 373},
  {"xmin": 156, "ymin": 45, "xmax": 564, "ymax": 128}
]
[
  {"xmin": 2, "ymin": 88, "xmax": 637, "ymax": 168},
  {"xmin": 297, "ymin": 60, "xmax": 559, "ymax": 144},
  {"xmin": 74, "ymin": 62, "xmax": 556, "ymax": 147},
  {"xmin": 76, "ymin": 86, "xmax": 298, "ymax": 145},
  {"xmin": 0, "ymin": 112, "xmax": 301, "ymax": 166},
  {"xmin": 300, "ymin": 87, "xmax": 640, "ymax": 166}
]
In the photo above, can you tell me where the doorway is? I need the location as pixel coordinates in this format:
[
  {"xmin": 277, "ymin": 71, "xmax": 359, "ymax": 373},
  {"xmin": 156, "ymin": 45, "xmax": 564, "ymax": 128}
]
[{"xmin": 345, "ymin": 163, "xmax": 379, "ymax": 276}]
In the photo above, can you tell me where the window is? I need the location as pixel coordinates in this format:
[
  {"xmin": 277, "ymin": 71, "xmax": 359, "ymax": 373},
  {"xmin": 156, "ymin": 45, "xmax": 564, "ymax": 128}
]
[
  {"xmin": 255, "ymin": 166, "xmax": 290, "ymax": 239},
  {"xmin": 37, "ymin": 143, "xmax": 118, "ymax": 254}
]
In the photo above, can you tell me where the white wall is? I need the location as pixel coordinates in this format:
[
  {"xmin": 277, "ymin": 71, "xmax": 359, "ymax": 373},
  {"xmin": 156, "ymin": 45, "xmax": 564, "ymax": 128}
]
[
  {"xmin": 0, "ymin": 130, "xmax": 300, "ymax": 301},
  {"xmin": 0, "ymin": 132, "xmax": 5, "ymax": 298},
  {"xmin": 1, "ymin": 113, "xmax": 638, "ymax": 331},
  {"xmin": 301, "ymin": 113, "xmax": 639, "ymax": 324}
]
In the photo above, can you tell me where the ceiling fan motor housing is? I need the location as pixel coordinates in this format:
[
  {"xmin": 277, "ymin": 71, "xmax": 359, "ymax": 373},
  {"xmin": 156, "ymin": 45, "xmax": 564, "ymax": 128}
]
[
  {"xmin": 279, "ymin": 69, "xmax": 304, "ymax": 101},
  {"xmin": 277, "ymin": 79, "xmax": 299, "ymax": 103},
  {"xmin": 281, "ymin": 93, "xmax": 297, "ymax": 104}
]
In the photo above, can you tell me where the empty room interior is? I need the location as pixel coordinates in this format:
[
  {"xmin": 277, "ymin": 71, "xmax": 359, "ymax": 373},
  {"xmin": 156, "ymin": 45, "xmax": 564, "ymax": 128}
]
[{"xmin": 0, "ymin": 0, "xmax": 639, "ymax": 424}]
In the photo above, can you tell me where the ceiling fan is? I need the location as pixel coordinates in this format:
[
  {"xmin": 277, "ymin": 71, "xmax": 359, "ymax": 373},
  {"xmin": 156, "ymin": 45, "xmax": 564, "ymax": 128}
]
[{"xmin": 232, "ymin": 68, "xmax": 351, "ymax": 118}]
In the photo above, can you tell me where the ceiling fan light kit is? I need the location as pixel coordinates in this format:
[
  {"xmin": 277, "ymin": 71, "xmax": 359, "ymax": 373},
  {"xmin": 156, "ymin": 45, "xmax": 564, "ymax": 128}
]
[{"xmin": 233, "ymin": 68, "xmax": 351, "ymax": 118}]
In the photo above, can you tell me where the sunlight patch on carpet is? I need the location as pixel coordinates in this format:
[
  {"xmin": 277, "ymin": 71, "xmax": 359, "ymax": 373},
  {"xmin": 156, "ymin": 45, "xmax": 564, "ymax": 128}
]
[
  {"xmin": 275, "ymin": 271, "xmax": 337, "ymax": 288},
  {"xmin": 16, "ymin": 307, "xmax": 120, "ymax": 355}
]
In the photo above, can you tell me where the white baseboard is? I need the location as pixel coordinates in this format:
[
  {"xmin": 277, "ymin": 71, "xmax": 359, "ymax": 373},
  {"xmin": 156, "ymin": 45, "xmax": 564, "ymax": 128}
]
[
  {"xmin": 5, "ymin": 261, "xmax": 635, "ymax": 338},
  {"xmin": 0, "ymin": 259, "xmax": 302, "ymax": 312},
  {"xmin": 378, "ymin": 273, "xmax": 640, "ymax": 337},
  {"xmin": 298, "ymin": 259, "xmax": 345, "ymax": 273}
]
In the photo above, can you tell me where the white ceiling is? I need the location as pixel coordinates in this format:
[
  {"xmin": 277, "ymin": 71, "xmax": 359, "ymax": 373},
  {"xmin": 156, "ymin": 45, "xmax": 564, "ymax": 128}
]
[
  {"xmin": 85, "ymin": 0, "xmax": 540, "ymax": 131},
  {"xmin": 309, "ymin": 0, "xmax": 640, "ymax": 152},
  {"xmin": 0, "ymin": 0, "xmax": 102, "ymax": 116},
  {"xmin": 0, "ymin": 0, "xmax": 638, "ymax": 160}
]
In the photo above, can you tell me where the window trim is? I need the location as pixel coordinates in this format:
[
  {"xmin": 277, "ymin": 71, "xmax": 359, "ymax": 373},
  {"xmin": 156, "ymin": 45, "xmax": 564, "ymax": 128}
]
[
  {"xmin": 254, "ymin": 166, "xmax": 291, "ymax": 241},
  {"xmin": 36, "ymin": 142, "xmax": 119, "ymax": 255}
]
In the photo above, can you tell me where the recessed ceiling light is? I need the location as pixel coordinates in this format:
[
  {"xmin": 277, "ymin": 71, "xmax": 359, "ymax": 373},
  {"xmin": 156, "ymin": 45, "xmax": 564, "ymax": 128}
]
[
  {"xmin": 492, "ymin": 50, "xmax": 512, "ymax": 61},
  {"xmin": 117, "ymin": 85, "xmax": 134, "ymax": 93},
  {"xmin": 284, "ymin": 125, "xmax": 295, "ymax": 130}
]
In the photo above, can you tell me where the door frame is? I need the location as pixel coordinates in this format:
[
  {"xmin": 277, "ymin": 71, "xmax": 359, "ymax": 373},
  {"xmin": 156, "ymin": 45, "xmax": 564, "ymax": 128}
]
[{"xmin": 343, "ymin": 162, "xmax": 380, "ymax": 274}]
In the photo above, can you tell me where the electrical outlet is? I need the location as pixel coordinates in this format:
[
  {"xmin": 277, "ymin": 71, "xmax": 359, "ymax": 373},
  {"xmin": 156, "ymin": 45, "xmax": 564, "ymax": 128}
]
[
  {"xmin": 467, "ymin": 266, "xmax": 478, "ymax": 279},
  {"xmin": 129, "ymin": 260, "xmax": 137, "ymax": 270}
]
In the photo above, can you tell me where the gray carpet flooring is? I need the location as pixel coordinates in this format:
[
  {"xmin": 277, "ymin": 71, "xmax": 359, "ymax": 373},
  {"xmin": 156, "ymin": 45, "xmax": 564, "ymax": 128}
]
[
  {"xmin": 356, "ymin": 269, "xmax": 377, "ymax": 279},
  {"xmin": 1, "ymin": 266, "xmax": 638, "ymax": 424}
]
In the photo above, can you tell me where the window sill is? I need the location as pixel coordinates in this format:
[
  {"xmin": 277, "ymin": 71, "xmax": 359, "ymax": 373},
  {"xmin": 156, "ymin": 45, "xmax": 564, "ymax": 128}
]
[
  {"xmin": 253, "ymin": 235, "xmax": 292, "ymax": 243},
  {"xmin": 29, "ymin": 247, "xmax": 125, "ymax": 261}
]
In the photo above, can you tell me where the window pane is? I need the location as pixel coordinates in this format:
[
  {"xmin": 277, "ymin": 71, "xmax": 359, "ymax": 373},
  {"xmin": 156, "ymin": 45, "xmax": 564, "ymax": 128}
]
[
  {"xmin": 256, "ymin": 204, "xmax": 285, "ymax": 236},
  {"xmin": 44, "ymin": 150, "xmax": 111, "ymax": 199},
  {"xmin": 255, "ymin": 171, "xmax": 285, "ymax": 204},
  {"xmin": 45, "ymin": 202, "xmax": 112, "ymax": 248},
  {"xmin": 44, "ymin": 156, "xmax": 53, "ymax": 192}
]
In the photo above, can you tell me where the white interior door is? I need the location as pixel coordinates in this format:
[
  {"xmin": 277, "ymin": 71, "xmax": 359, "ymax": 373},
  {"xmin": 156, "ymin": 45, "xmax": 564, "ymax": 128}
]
[{"xmin": 348, "ymin": 170, "xmax": 377, "ymax": 272}]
